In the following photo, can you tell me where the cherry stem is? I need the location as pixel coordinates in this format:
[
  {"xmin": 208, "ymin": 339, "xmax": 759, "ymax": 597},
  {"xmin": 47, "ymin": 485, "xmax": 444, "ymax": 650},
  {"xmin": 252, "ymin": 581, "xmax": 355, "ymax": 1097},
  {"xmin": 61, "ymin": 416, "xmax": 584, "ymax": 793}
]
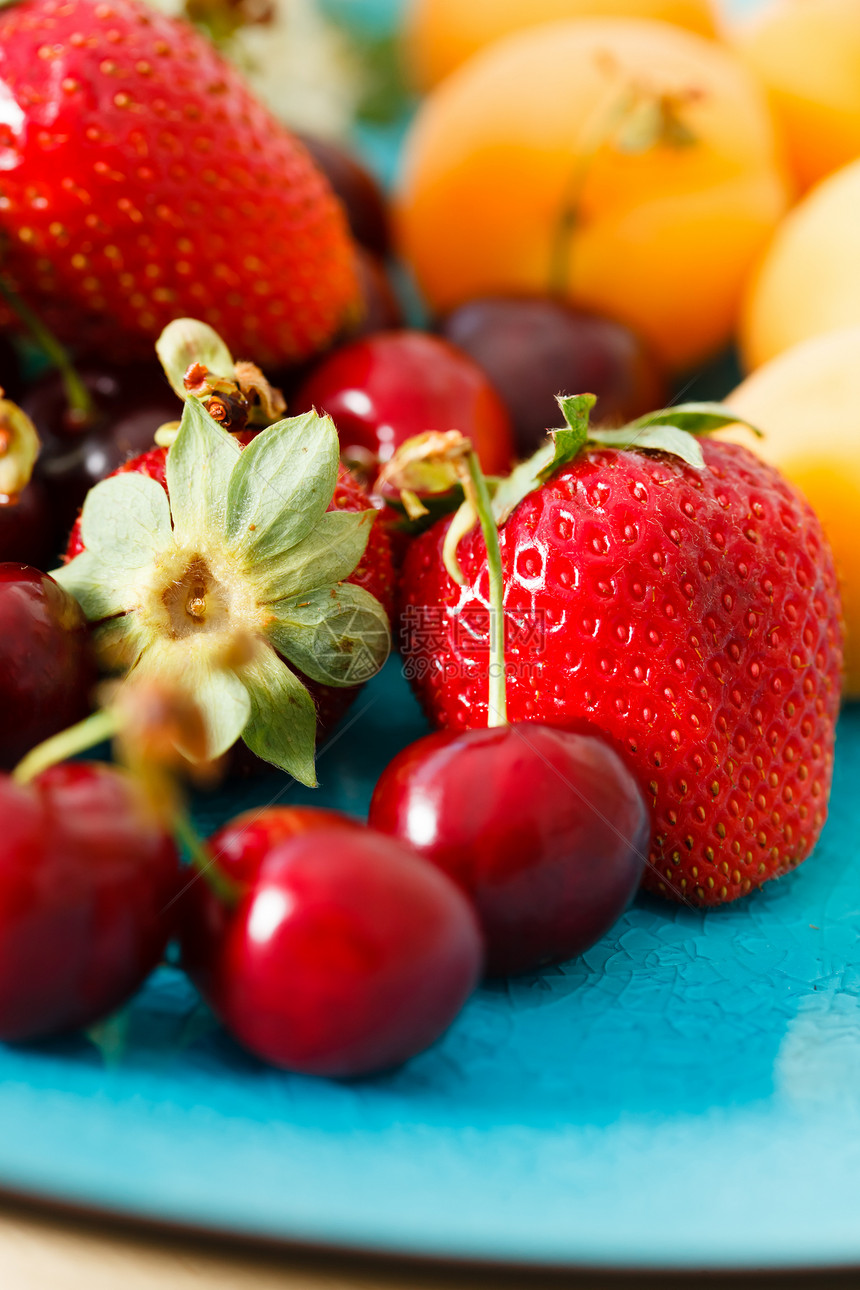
[
  {"xmin": 0, "ymin": 275, "xmax": 96, "ymax": 424},
  {"xmin": 173, "ymin": 809, "xmax": 240, "ymax": 907},
  {"xmin": 12, "ymin": 704, "xmax": 240, "ymax": 904},
  {"xmin": 12, "ymin": 708, "xmax": 121, "ymax": 784},
  {"xmin": 465, "ymin": 450, "xmax": 507, "ymax": 728}
]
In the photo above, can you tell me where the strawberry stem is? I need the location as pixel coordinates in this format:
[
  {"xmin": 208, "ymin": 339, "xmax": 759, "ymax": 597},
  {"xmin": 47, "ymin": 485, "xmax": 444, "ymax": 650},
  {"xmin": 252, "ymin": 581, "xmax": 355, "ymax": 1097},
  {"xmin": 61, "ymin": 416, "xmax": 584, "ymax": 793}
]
[
  {"xmin": 466, "ymin": 450, "xmax": 507, "ymax": 728},
  {"xmin": 0, "ymin": 276, "xmax": 95, "ymax": 425},
  {"xmin": 12, "ymin": 708, "xmax": 121, "ymax": 784}
]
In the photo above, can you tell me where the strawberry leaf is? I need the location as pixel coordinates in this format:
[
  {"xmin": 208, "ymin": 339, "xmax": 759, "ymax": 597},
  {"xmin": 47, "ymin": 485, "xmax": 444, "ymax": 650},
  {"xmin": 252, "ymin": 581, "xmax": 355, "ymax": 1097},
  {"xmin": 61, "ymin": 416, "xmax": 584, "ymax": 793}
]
[
  {"xmin": 587, "ymin": 422, "xmax": 706, "ymax": 469},
  {"xmin": 79, "ymin": 471, "xmax": 173, "ymax": 570},
  {"xmin": 239, "ymin": 646, "xmax": 318, "ymax": 786},
  {"xmin": 225, "ymin": 411, "xmax": 339, "ymax": 562},
  {"xmin": 51, "ymin": 550, "xmax": 141, "ymax": 622},
  {"xmin": 134, "ymin": 640, "xmax": 252, "ymax": 761},
  {"xmin": 536, "ymin": 393, "xmax": 596, "ymax": 482},
  {"xmin": 166, "ymin": 397, "xmax": 242, "ymax": 544},
  {"xmin": 625, "ymin": 402, "xmax": 764, "ymax": 437},
  {"xmin": 266, "ymin": 583, "xmax": 391, "ymax": 688},
  {"xmin": 254, "ymin": 508, "xmax": 376, "ymax": 603},
  {"xmin": 156, "ymin": 319, "xmax": 235, "ymax": 402},
  {"xmin": 92, "ymin": 615, "xmax": 147, "ymax": 675}
]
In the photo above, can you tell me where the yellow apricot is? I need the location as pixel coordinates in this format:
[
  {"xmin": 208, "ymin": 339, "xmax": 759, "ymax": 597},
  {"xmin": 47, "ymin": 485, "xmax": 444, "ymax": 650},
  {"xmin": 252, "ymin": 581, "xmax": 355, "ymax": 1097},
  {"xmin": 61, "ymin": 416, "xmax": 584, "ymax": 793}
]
[
  {"xmin": 741, "ymin": 158, "xmax": 860, "ymax": 370},
  {"xmin": 403, "ymin": 0, "xmax": 720, "ymax": 91},
  {"xmin": 722, "ymin": 327, "xmax": 860, "ymax": 692},
  {"xmin": 397, "ymin": 19, "xmax": 789, "ymax": 372},
  {"xmin": 734, "ymin": 0, "xmax": 860, "ymax": 193}
]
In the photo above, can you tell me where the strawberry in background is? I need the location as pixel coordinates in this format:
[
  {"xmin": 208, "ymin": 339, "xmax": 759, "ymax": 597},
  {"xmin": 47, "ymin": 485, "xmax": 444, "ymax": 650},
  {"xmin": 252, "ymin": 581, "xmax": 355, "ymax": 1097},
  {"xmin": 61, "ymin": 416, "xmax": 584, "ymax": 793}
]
[{"xmin": 0, "ymin": 0, "xmax": 359, "ymax": 365}]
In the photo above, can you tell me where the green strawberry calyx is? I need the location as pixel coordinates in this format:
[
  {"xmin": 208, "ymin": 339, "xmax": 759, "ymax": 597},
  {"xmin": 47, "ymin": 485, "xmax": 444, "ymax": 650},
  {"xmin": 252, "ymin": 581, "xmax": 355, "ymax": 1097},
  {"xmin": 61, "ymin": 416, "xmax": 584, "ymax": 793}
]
[
  {"xmin": 51, "ymin": 397, "xmax": 391, "ymax": 785},
  {"xmin": 492, "ymin": 394, "xmax": 764, "ymax": 523}
]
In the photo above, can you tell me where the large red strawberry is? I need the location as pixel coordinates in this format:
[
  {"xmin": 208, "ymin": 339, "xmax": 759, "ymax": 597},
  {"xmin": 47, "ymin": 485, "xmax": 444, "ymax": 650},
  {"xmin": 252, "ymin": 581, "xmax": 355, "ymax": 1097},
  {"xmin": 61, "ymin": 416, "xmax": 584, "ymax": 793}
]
[
  {"xmin": 55, "ymin": 391, "xmax": 393, "ymax": 783},
  {"xmin": 0, "ymin": 0, "xmax": 358, "ymax": 364},
  {"xmin": 398, "ymin": 399, "xmax": 843, "ymax": 906}
]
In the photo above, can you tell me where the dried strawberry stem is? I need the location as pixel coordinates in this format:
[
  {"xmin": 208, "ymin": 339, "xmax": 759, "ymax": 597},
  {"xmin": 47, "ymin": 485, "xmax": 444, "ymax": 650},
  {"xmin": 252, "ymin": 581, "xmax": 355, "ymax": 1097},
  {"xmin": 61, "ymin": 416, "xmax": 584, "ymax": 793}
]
[
  {"xmin": 0, "ymin": 275, "xmax": 95, "ymax": 425},
  {"xmin": 466, "ymin": 451, "xmax": 507, "ymax": 728}
]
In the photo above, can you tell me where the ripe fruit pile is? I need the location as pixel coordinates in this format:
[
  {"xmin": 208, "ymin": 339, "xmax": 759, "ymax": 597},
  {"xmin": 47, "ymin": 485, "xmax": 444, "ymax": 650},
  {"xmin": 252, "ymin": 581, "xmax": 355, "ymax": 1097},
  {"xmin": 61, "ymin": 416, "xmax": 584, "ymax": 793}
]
[{"xmin": 0, "ymin": 0, "xmax": 852, "ymax": 1080}]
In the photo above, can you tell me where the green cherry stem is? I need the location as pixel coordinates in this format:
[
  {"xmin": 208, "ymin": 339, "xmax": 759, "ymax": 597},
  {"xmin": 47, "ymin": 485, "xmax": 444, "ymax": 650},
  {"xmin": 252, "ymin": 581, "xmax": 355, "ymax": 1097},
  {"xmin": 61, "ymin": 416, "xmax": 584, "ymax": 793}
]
[
  {"xmin": 0, "ymin": 275, "xmax": 95, "ymax": 424},
  {"xmin": 465, "ymin": 450, "xmax": 507, "ymax": 729},
  {"xmin": 11, "ymin": 704, "xmax": 239, "ymax": 905},
  {"xmin": 173, "ymin": 809, "xmax": 240, "ymax": 906},
  {"xmin": 12, "ymin": 707, "xmax": 121, "ymax": 784}
]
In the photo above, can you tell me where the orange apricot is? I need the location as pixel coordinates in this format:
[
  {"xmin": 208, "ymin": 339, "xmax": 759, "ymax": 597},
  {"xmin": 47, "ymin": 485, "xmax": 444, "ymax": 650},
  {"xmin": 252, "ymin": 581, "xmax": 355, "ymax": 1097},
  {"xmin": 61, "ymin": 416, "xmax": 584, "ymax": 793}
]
[
  {"xmin": 396, "ymin": 19, "xmax": 789, "ymax": 372},
  {"xmin": 741, "ymin": 158, "xmax": 860, "ymax": 370},
  {"xmin": 722, "ymin": 327, "xmax": 860, "ymax": 692},
  {"xmin": 734, "ymin": 0, "xmax": 860, "ymax": 194},
  {"xmin": 403, "ymin": 0, "xmax": 720, "ymax": 91}
]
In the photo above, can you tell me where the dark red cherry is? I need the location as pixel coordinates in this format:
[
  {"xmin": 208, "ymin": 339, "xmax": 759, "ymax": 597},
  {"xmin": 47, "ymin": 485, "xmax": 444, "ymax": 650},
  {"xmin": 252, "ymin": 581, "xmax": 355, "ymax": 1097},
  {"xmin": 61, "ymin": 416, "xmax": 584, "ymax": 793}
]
[
  {"xmin": 369, "ymin": 724, "xmax": 650, "ymax": 976},
  {"xmin": 181, "ymin": 806, "xmax": 362, "ymax": 995},
  {"xmin": 439, "ymin": 297, "xmax": 666, "ymax": 457},
  {"xmin": 0, "ymin": 480, "xmax": 55, "ymax": 568},
  {"xmin": 201, "ymin": 827, "xmax": 483, "ymax": 1077},
  {"xmin": 0, "ymin": 762, "xmax": 180, "ymax": 1042},
  {"xmin": 0, "ymin": 565, "xmax": 97, "ymax": 771},
  {"xmin": 28, "ymin": 363, "xmax": 180, "ymax": 539},
  {"xmin": 296, "ymin": 132, "xmax": 391, "ymax": 257},
  {"xmin": 23, "ymin": 362, "xmax": 177, "ymax": 445},
  {"xmin": 293, "ymin": 331, "xmax": 514, "ymax": 485}
]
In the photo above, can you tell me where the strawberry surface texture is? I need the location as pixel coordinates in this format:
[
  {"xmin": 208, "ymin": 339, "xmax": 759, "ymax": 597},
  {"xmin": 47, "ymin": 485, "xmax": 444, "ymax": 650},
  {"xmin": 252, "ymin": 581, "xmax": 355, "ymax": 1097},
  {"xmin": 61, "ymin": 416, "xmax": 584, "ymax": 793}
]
[
  {"xmin": 400, "ymin": 441, "xmax": 844, "ymax": 906},
  {"xmin": 0, "ymin": 0, "xmax": 358, "ymax": 363}
]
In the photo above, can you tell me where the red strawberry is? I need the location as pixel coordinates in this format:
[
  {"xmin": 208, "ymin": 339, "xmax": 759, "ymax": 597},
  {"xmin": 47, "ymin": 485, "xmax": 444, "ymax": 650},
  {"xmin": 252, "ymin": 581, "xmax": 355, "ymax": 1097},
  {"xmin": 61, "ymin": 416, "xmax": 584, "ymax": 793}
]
[
  {"xmin": 65, "ymin": 434, "xmax": 394, "ymax": 743},
  {"xmin": 0, "ymin": 0, "xmax": 358, "ymax": 364},
  {"xmin": 399, "ymin": 430, "xmax": 843, "ymax": 906}
]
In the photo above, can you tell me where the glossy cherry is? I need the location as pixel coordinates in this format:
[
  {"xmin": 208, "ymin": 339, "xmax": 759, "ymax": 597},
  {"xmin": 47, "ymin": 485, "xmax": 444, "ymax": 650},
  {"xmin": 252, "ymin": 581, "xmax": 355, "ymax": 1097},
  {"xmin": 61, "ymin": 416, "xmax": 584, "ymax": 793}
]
[
  {"xmin": 180, "ymin": 806, "xmax": 362, "ymax": 995},
  {"xmin": 439, "ymin": 297, "xmax": 666, "ymax": 457},
  {"xmin": 292, "ymin": 331, "xmax": 514, "ymax": 485},
  {"xmin": 369, "ymin": 724, "xmax": 650, "ymax": 976},
  {"xmin": 198, "ymin": 824, "xmax": 484, "ymax": 1077},
  {"xmin": 0, "ymin": 564, "xmax": 97, "ymax": 771},
  {"xmin": 0, "ymin": 761, "xmax": 180, "ymax": 1042}
]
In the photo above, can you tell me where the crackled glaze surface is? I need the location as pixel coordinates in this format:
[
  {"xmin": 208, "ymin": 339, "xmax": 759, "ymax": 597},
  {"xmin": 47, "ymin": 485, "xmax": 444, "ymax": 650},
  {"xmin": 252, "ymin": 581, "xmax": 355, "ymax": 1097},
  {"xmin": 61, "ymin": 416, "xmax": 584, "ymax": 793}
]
[{"xmin": 0, "ymin": 660, "xmax": 857, "ymax": 1270}]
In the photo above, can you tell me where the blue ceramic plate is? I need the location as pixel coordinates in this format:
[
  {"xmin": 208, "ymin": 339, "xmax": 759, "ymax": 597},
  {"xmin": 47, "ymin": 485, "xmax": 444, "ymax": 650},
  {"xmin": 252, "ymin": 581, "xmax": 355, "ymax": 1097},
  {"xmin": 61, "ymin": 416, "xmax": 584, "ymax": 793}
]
[
  {"xmin": 0, "ymin": 660, "xmax": 859, "ymax": 1271},
  {"xmin": 5, "ymin": 0, "xmax": 855, "ymax": 1271}
]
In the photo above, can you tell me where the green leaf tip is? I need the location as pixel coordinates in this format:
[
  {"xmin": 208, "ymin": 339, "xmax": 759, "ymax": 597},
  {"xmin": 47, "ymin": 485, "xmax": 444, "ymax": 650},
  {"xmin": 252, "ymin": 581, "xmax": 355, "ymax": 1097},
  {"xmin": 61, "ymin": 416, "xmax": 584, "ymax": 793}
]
[
  {"xmin": 491, "ymin": 396, "xmax": 762, "ymax": 527},
  {"xmin": 156, "ymin": 318, "xmax": 235, "ymax": 401},
  {"xmin": 536, "ymin": 393, "xmax": 596, "ymax": 482}
]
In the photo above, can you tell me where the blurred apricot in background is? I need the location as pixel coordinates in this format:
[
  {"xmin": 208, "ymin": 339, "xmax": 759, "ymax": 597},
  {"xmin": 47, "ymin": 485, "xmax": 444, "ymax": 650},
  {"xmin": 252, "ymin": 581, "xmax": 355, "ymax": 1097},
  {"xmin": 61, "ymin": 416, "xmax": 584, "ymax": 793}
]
[
  {"xmin": 402, "ymin": 0, "xmax": 720, "ymax": 90},
  {"xmin": 723, "ymin": 327, "xmax": 860, "ymax": 693},
  {"xmin": 397, "ymin": 18, "xmax": 789, "ymax": 372},
  {"xmin": 741, "ymin": 158, "xmax": 860, "ymax": 370},
  {"xmin": 734, "ymin": 0, "xmax": 860, "ymax": 195}
]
